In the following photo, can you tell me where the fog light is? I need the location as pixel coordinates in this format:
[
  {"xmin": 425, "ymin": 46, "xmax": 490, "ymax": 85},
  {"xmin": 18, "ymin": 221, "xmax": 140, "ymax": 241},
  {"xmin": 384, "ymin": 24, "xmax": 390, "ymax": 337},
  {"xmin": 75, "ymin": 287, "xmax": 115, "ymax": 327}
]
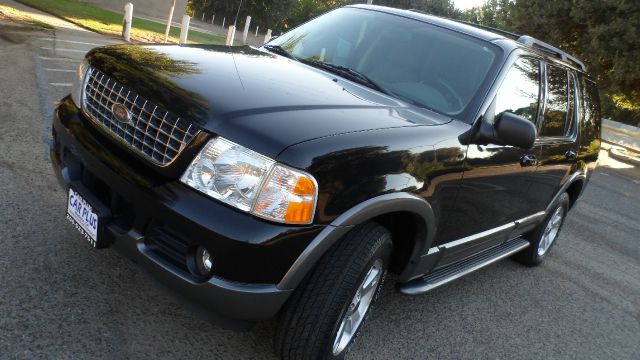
[{"xmin": 195, "ymin": 246, "xmax": 213, "ymax": 276}]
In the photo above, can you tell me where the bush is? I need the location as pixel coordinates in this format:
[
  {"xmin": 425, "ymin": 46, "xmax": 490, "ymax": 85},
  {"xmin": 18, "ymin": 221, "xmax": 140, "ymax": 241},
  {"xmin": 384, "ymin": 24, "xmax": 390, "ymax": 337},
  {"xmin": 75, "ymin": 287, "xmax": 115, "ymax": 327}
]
[{"xmin": 602, "ymin": 94, "xmax": 640, "ymax": 127}]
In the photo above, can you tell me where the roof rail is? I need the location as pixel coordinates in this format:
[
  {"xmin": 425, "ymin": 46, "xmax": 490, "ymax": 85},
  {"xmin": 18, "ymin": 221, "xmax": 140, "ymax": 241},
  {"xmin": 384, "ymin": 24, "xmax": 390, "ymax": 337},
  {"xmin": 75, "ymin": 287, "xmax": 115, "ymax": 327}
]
[
  {"xmin": 451, "ymin": 19, "xmax": 520, "ymax": 40},
  {"xmin": 409, "ymin": 9, "xmax": 521, "ymax": 39},
  {"xmin": 517, "ymin": 35, "xmax": 586, "ymax": 71}
]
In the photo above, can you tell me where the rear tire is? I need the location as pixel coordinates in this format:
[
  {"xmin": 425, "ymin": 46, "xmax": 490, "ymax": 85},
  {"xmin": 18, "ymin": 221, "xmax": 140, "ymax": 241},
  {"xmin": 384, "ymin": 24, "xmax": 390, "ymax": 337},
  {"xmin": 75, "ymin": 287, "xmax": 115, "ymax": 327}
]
[
  {"xmin": 515, "ymin": 192, "xmax": 570, "ymax": 267},
  {"xmin": 274, "ymin": 222, "xmax": 393, "ymax": 360}
]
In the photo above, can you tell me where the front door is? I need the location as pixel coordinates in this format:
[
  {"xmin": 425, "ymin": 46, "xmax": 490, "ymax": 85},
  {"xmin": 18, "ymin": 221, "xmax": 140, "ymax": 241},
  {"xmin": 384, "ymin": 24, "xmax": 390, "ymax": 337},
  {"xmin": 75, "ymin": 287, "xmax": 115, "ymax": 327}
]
[{"xmin": 436, "ymin": 56, "xmax": 543, "ymax": 265}]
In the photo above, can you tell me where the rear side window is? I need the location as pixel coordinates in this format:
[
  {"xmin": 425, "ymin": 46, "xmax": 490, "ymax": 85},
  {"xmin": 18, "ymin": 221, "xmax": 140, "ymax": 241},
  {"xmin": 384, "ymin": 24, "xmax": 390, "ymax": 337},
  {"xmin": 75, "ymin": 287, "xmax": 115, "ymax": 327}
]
[
  {"xmin": 540, "ymin": 64, "xmax": 575, "ymax": 137},
  {"xmin": 494, "ymin": 57, "xmax": 541, "ymax": 124}
]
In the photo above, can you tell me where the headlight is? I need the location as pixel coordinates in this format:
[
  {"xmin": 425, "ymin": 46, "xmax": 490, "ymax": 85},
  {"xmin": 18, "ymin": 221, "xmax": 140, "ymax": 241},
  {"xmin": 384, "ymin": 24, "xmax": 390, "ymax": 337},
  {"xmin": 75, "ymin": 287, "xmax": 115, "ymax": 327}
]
[
  {"xmin": 181, "ymin": 137, "xmax": 274, "ymax": 211},
  {"xmin": 180, "ymin": 137, "xmax": 317, "ymax": 224},
  {"xmin": 71, "ymin": 58, "xmax": 89, "ymax": 108}
]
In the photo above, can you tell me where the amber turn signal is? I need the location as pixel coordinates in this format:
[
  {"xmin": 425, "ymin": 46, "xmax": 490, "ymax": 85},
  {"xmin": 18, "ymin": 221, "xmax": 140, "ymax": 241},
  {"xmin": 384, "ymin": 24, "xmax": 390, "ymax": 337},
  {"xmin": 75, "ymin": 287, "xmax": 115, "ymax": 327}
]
[{"xmin": 252, "ymin": 165, "xmax": 318, "ymax": 224}]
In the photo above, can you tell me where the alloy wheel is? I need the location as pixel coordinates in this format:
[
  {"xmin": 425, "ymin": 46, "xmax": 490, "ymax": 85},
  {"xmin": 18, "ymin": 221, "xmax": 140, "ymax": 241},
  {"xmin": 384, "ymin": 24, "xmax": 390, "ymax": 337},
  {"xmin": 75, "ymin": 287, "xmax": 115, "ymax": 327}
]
[
  {"xmin": 332, "ymin": 259, "xmax": 383, "ymax": 356},
  {"xmin": 538, "ymin": 207, "xmax": 564, "ymax": 256}
]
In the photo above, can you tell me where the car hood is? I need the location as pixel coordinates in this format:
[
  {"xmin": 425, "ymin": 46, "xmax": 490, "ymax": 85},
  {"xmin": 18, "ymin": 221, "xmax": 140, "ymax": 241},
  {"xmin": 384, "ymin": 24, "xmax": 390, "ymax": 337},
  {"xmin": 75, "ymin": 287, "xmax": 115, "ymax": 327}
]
[{"xmin": 86, "ymin": 44, "xmax": 450, "ymax": 157}]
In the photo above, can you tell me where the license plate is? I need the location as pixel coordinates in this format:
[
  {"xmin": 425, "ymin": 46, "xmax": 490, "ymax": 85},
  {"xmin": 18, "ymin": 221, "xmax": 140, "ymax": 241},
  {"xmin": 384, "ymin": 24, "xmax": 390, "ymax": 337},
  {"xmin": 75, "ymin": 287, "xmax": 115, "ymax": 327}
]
[{"xmin": 66, "ymin": 188, "xmax": 99, "ymax": 247}]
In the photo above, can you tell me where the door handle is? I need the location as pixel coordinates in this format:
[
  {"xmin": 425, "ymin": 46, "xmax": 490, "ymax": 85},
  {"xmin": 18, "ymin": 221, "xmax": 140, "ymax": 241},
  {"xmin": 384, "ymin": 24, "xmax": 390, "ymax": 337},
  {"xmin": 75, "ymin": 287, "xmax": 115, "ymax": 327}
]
[
  {"xmin": 520, "ymin": 154, "xmax": 537, "ymax": 167},
  {"xmin": 565, "ymin": 150, "xmax": 577, "ymax": 160}
]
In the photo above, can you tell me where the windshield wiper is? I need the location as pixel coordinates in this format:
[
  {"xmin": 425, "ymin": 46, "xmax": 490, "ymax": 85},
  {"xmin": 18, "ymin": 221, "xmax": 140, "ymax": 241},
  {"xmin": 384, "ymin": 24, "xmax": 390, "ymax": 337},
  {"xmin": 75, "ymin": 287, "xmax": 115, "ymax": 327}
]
[
  {"xmin": 263, "ymin": 44, "xmax": 298, "ymax": 60},
  {"xmin": 301, "ymin": 60, "xmax": 389, "ymax": 94}
]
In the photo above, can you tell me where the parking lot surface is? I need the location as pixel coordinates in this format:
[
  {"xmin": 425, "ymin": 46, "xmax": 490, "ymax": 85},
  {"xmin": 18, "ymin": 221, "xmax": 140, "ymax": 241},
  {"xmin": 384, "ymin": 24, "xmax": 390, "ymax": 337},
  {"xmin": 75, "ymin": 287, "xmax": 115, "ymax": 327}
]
[{"xmin": 0, "ymin": 17, "xmax": 639, "ymax": 360}]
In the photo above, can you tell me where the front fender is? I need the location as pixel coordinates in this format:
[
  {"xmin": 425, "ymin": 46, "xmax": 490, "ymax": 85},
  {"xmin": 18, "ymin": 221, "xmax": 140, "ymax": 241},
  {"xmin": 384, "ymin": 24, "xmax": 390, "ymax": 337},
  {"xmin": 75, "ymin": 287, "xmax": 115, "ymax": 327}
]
[{"xmin": 277, "ymin": 192, "xmax": 435, "ymax": 290}]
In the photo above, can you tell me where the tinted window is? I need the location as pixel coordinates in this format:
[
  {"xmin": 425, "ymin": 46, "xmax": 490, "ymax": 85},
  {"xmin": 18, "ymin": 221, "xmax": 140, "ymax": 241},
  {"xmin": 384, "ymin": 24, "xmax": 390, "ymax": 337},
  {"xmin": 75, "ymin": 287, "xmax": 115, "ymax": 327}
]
[
  {"xmin": 565, "ymin": 73, "xmax": 576, "ymax": 137},
  {"xmin": 494, "ymin": 57, "xmax": 540, "ymax": 124},
  {"xmin": 270, "ymin": 8, "xmax": 500, "ymax": 119},
  {"xmin": 541, "ymin": 65, "xmax": 569, "ymax": 137}
]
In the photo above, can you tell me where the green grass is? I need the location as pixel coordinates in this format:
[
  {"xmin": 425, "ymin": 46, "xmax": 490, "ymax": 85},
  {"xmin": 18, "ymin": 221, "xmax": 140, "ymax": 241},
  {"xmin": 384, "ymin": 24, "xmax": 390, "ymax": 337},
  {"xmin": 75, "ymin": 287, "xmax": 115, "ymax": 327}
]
[
  {"xmin": 0, "ymin": 5, "xmax": 54, "ymax": 29},
  {"xmin": 13, "ymin": 0, "xmax": 224, "ymax": 44}
]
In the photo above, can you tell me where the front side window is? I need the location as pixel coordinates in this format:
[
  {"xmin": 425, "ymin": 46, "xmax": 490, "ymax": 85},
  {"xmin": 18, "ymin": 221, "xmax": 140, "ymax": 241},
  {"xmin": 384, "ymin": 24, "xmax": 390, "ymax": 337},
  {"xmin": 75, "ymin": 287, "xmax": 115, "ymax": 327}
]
[
  {"xmin": 494, "ymin": 57, "xmax": 541, "ymax": 124},
  {"xmin": 541, "ymin": 65, "xmax": 572, "ymax": 137},
  {"xmin": 269, "ymin": 8, "xmax": 501, "ymax": 120}
]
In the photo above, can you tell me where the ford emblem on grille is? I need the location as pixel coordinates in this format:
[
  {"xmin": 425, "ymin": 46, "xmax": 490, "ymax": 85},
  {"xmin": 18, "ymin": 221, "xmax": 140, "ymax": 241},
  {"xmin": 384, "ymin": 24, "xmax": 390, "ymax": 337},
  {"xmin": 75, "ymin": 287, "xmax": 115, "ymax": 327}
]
[{"xmin": 111, "ymin": 103, "xmax": 132, "ymax": 124}]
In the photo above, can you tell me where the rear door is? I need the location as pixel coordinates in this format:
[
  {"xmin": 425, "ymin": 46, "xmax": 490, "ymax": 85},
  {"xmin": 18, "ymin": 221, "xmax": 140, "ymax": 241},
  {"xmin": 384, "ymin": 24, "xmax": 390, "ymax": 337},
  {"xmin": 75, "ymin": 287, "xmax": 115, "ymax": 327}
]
[{"xmin": 527, "ymin": 63, "xmax": 580, "ymax": 210}]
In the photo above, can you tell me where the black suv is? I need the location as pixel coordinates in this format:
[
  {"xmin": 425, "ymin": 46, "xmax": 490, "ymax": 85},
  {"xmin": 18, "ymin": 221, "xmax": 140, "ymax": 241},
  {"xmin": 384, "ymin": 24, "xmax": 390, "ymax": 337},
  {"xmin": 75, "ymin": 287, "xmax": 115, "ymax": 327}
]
[{"xmin": 51, "ymin": 5, "xmax": 601, "ymax": 359}]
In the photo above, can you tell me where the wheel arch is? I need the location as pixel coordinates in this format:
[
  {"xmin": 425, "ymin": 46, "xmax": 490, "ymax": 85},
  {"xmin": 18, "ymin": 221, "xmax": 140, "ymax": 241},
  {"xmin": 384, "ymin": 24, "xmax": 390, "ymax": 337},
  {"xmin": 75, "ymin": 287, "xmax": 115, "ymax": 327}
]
[
  {"xmin": 277, "ymin": 193, "xmax": 436, "ymax": 290},
  {"xmin": 546, "ymin": 172, "xmax": 587, "ymax": 213},
  {"xmin": 565, "ymin": 178, "xmax": 584, "ymax": 209}
]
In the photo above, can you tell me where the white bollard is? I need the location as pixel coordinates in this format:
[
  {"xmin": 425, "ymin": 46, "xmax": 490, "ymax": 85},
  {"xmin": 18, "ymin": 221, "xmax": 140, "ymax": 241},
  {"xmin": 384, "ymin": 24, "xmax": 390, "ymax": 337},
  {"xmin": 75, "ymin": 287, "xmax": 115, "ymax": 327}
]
[
  {"xmin": 264, "ymin": 29, "xmax": 272, "ymax": 44},
  {"xmin": 122, "ymin": 2, "xmax": 133, "ymax": 42},
  {"xmin": 225, "ymin": 26, "xmax": 232, "ymax": 45},
  {"xmin": 164, "ymin": 0, "xmax": 176, "ymax": 43},
  {"xmin": 242, "ymin": 16, "xmax": 251, "ymax": 45},
  {"xmin": 222, "ymin": 17, "xmax": 225, "ymax": 28},
  {"xmin": 226, "ymin": 25, "xmax": 236, "ymax": 46},
  {"xmin": 179, "ymin": 15, "xmax": 190, "ymax": 44},
  {"xmin": 255, "ymin": 26, "xmax": 259, "ymax": 37}
]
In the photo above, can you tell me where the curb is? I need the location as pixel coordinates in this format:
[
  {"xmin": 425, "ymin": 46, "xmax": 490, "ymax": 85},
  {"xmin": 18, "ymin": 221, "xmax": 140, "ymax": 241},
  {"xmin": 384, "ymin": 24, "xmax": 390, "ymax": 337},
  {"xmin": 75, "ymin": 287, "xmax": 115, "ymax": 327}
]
[
  {"xmin": 601, "ymin": 139, "xmax": 640, "ymax": 153},
  {"xmin": 609, "ymin": 147, "xmax": 640, "ymax": 166}
]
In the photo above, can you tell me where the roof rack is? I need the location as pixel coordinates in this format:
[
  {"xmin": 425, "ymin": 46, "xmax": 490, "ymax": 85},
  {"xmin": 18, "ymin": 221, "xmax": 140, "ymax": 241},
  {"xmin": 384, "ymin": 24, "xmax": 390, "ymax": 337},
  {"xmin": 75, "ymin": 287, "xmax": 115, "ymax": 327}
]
[
  {"xmin": 452, "ymin": 19, "xmax": 520, "ymax": 39},
  {"xmin": 408, "ymin": 9, "xmax": 586, "ymax": 71},
  {"xmin": 409, "ymin": 9, "xmax": 521, "ymax": 39},
  {"xmin": 516, "ymin": 35, "xmax": 586, "ymax": 71}
]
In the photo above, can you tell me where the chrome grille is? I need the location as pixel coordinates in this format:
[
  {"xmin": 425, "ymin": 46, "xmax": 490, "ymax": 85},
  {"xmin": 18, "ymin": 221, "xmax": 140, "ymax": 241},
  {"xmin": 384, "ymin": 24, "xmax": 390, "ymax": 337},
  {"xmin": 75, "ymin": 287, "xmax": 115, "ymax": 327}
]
[{"xmin": 82, "ymin": 67, "xmax": 199, "ymax": 165}]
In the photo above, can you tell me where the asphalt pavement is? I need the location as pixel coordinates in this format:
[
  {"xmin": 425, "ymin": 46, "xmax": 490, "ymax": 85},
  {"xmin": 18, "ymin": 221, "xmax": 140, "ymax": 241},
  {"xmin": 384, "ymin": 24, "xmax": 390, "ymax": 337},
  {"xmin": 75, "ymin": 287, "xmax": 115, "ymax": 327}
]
[{"xmin": 0, "ymin": 10, "xmax": 639, "ymax": 360}]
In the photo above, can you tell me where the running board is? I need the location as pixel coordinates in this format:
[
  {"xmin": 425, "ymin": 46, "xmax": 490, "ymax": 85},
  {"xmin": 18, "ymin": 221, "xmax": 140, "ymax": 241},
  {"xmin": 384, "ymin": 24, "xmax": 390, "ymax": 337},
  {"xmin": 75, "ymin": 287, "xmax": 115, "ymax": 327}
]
[{"xmin": 398, "ymin": 238, "xmax": 530, "ymax": 295}]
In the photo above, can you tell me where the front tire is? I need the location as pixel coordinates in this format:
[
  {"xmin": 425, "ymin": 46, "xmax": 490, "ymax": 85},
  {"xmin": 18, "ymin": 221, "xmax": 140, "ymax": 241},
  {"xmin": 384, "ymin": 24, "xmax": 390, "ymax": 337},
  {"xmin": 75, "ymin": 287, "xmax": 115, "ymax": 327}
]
[
  {"xmin": 515, "ymin": 192, "xmax": 570, "ymax": 266},
  {"xmin": 274, "ymin": 222, "xmax": 393, "ymax": 360}
]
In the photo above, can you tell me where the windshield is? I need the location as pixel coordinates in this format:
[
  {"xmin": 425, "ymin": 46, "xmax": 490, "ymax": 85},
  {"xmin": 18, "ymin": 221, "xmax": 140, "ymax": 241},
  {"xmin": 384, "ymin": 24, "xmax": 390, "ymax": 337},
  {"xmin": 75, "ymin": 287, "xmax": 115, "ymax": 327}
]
[{"xmin": 268, "ymin": 8, "xmax": 501, "ymax": 119}]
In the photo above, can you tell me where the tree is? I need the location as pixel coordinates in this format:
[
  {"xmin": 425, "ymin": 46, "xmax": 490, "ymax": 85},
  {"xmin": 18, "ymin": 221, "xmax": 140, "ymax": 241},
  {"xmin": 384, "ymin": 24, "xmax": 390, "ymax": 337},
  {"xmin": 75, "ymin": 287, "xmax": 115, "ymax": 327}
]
[
  {"xmin": 189, "ymin": 0, "xmax": 460, "ymax": 32},
  {"xmin": 463, "ymin": 0, "xmax": 640, "ymax": 124},
  {"xmin": 374, "ymin": 0, "xmax": 460, "ymax": 17},
  {"xmin": 460, "ymin": 0, "xmax": 512, "ymax": 28}
]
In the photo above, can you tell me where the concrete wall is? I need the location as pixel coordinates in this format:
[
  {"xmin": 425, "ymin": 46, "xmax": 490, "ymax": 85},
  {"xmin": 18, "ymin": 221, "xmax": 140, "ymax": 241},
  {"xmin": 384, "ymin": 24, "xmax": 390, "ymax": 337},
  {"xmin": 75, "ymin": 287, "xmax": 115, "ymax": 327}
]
[{"xmin": 85, "ymin": 0, "xmax": 188, "ymax": 21}]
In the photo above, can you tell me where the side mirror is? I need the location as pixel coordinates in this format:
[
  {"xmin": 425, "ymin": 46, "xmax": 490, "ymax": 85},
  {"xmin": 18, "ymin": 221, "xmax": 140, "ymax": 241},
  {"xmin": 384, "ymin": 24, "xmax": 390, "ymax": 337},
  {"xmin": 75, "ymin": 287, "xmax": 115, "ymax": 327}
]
[
  {"xmin": 494, "ymin": 112, "xmax": 536, "ymax": 149},
  {"xmin": 458, "ymin": 112, "xmax": 536, "ymax": 149}
]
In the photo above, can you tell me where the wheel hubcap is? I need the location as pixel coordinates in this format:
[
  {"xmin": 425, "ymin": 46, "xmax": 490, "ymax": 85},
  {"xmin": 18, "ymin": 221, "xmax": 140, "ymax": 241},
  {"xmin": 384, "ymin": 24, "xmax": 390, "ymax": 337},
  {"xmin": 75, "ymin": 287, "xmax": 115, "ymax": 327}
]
[
  {"xmin": 332, "ymin": 259, "xmax": 383, "ymax": 356},
  {"xmin": 538, "ymin": 207, "xmax": 564, "ymax": 256}
]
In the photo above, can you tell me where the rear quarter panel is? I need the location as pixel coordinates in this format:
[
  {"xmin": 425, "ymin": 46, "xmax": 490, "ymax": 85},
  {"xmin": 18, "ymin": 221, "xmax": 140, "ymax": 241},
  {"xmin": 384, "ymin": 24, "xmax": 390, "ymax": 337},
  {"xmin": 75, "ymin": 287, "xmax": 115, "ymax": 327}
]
[{"xmin": 578, "ymin": 74, "xmax": 601, "ymax": 181}]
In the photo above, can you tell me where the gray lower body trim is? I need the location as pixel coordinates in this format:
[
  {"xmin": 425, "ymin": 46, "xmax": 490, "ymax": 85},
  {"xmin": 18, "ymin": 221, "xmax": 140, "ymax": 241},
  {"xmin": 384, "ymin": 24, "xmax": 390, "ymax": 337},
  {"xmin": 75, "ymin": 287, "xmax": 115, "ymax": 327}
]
[
  {"xmin": 277, "ymin": 192, "xmax": 436, "ymax": 290},
  {"xmin": 419, "ymin": 211, "xmax": 546, "ymax": 273},
  {"xmin": 398, "ymin": 237, "xmax": 530, "ymax": 295},
  {"xmin": 277, "ymin": 224, "xmax": 353, "ymax": 290}
]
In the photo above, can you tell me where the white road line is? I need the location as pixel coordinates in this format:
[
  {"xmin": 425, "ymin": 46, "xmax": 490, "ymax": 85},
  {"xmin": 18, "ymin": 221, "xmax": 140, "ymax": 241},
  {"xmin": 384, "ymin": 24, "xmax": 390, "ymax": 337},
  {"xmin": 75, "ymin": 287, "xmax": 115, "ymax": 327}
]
[
  {"xmin": 44, "ymin": 68, "xmax": 76, "ymax": 73},
  {"xmin": 39, "ymin": 56, "xmax": 79, "ymax": 62},
  {"xmin": 50, "ymin": 83, "xmax": 73, "ymax": 87},
  {"xmin": 38, "ymin": 38, "xmax": 106, "ymax": 47},
  {"xmin": 40, "ymin": 47, "xmax": 87, "ymax": 53}
]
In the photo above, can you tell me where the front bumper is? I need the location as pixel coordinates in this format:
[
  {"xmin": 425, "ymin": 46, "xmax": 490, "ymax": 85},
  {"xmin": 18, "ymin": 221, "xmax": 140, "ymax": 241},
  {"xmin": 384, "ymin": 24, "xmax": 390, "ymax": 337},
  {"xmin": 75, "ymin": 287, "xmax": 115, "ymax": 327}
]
[{"xmin": 50, "ymin": 96, "xmax": 325, "ymax": 321}]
